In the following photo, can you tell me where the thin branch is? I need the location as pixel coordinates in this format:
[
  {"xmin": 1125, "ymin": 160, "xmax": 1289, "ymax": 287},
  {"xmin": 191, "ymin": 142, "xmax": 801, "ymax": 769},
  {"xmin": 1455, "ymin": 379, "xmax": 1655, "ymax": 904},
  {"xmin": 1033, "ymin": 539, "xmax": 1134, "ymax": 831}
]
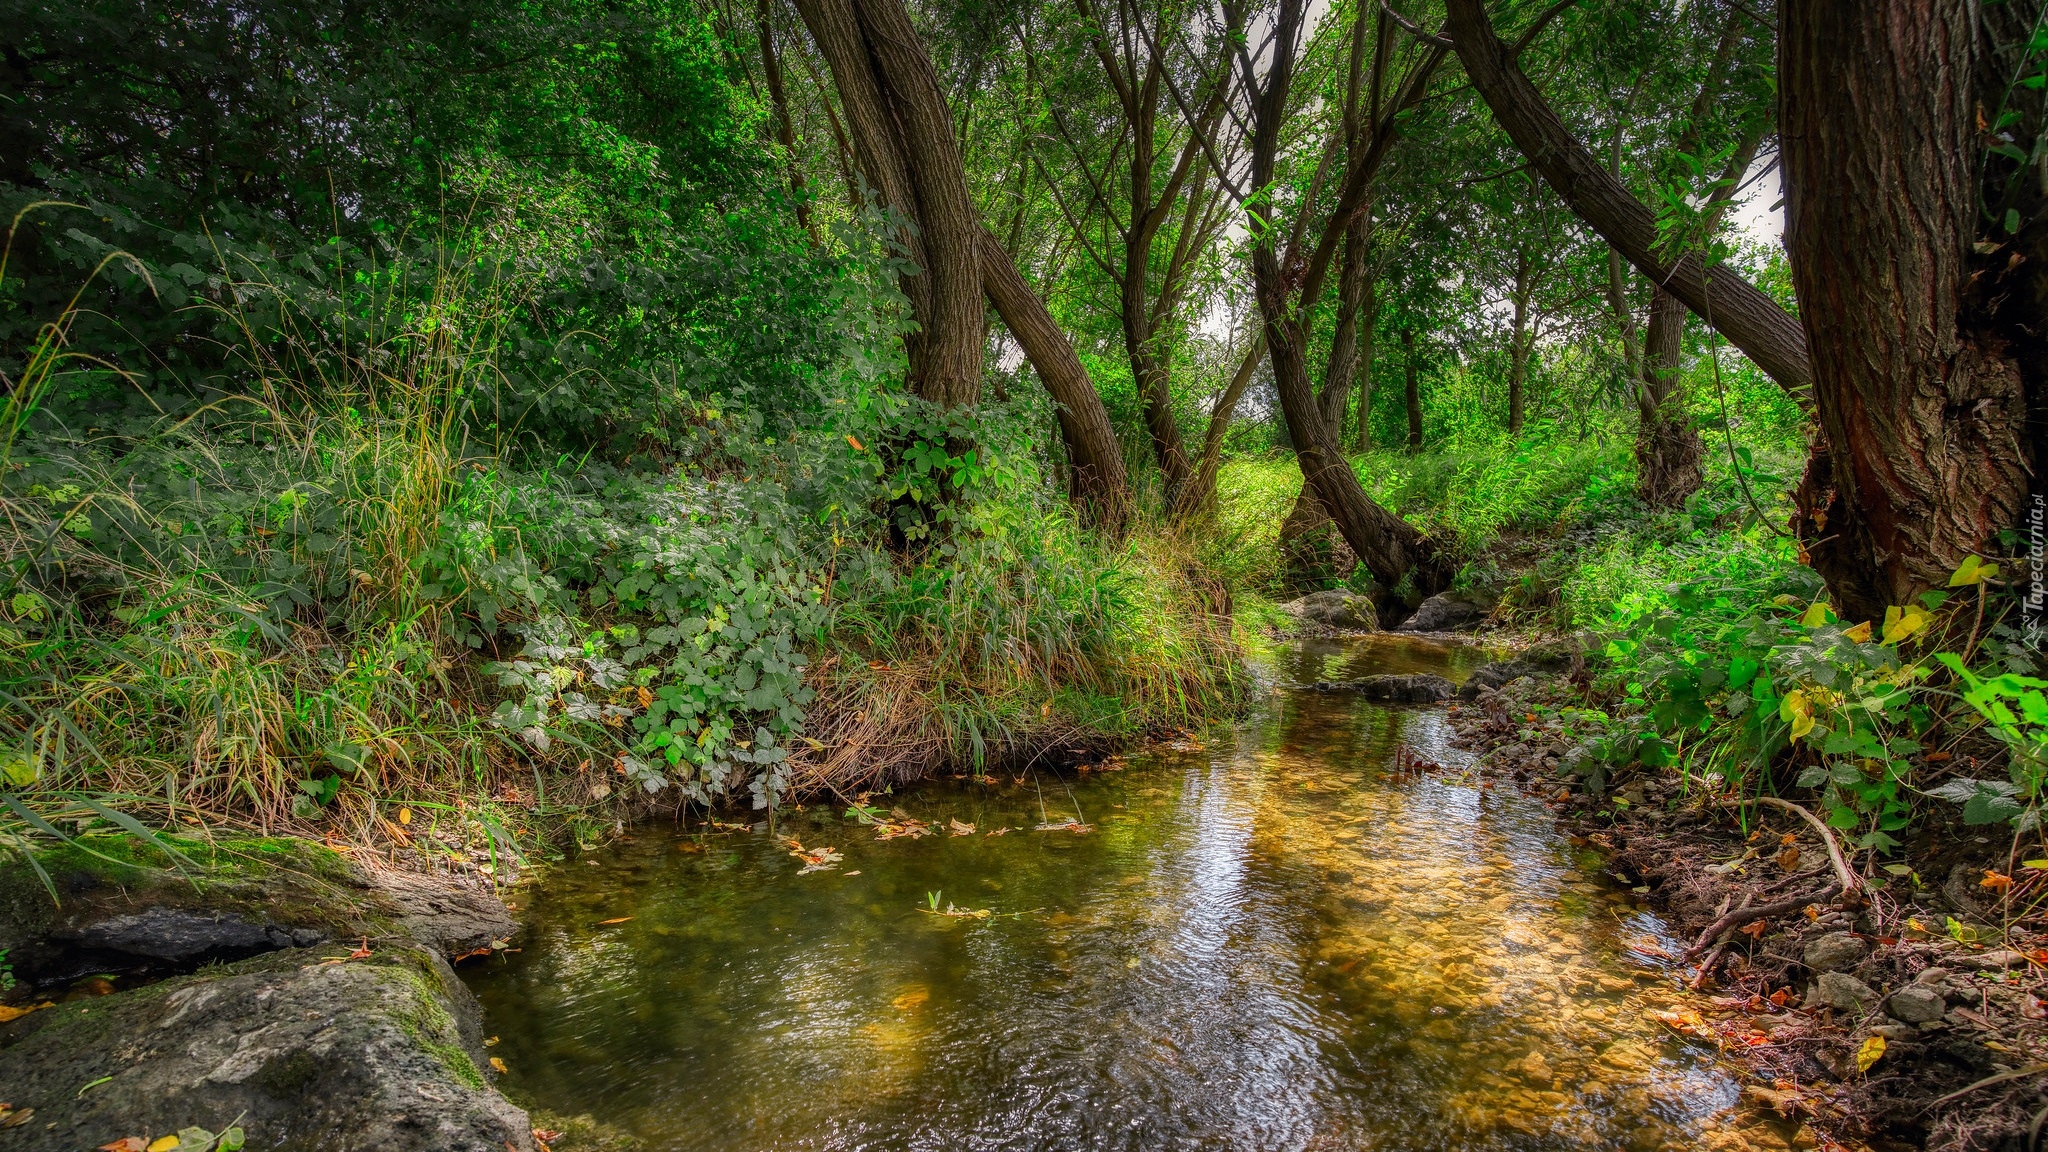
[{"xmin": 1510, "ymin": 0, "xmax": 1580, "ymax": 58}]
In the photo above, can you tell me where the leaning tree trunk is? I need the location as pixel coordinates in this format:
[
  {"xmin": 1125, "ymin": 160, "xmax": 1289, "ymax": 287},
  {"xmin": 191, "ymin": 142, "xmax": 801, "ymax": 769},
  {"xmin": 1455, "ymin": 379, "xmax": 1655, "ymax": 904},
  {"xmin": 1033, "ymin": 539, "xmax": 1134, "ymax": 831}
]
[
  {"xmin": 1443, "ymin": 0, "xmax": 1812, "ymax": 396},
  {"xmin": 1279, "ymin": 211, "xmax": 1374, "ymax": 587},
  {"xmin": 1780, "ymin": 0, "xmax": 2032, "ymax": 622},
  {"xmin": 796, "ymin": 0, "xmax": 1134, "ymax": 524},
  {"xmin": 792, "ymin": 0, "xmax": 983, "ymax": 405},
  {"xmin": 980, "ymin": 231, "xmax": 1132, "ymax": 531}
]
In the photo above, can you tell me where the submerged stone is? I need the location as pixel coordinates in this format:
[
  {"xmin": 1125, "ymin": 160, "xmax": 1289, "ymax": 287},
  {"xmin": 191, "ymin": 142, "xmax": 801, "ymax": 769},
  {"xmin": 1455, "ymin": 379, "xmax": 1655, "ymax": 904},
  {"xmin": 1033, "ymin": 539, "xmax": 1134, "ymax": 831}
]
[{"xmin": 1308, "ymin": 673, "xmax": 1456, "ymax": 703}]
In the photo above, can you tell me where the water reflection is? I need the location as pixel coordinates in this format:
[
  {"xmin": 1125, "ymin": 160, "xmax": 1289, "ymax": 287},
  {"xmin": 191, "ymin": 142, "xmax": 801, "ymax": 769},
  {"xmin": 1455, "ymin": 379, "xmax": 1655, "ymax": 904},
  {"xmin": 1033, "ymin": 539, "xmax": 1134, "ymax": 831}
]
[{"xmin": 468, "ymin": 636, "xmax": 1780, "ymax": 1151}]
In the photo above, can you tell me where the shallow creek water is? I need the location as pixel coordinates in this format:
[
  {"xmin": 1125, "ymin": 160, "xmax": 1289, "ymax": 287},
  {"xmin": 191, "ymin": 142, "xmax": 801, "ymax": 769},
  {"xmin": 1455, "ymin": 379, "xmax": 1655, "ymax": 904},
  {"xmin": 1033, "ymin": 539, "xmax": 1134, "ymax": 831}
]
[{"xmin": 468, "ymin": 635, "xmax": 1786, "ymax": 1151}]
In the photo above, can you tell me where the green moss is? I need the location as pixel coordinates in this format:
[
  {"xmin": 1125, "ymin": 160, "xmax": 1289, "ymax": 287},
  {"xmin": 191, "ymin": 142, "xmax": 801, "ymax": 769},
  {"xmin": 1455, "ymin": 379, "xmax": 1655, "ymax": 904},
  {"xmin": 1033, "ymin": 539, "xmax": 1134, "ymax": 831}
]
[{"xmin": 381, "ymin": 955, "xmax": 487, "ymax": 1089}]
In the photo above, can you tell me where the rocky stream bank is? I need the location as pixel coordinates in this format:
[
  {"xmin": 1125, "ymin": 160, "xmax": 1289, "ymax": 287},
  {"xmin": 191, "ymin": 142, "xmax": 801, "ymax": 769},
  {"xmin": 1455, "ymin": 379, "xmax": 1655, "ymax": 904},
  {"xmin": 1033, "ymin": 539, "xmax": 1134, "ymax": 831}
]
[{"xmin": 0, "ymin": 837, "xmax": 546, "ymax": 1152}]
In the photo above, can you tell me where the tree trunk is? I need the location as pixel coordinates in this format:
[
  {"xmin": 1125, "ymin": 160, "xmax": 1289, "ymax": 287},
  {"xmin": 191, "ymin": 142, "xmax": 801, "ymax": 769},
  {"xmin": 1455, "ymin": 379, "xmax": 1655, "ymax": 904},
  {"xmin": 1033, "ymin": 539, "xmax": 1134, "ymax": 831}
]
[
  {"xmin": 1355, "ymin": 278, "xmax": 1378, "ymax": 451},
  {"xmin": 1779, "ymin": 1, "xmax": 2031, "ymax": 622},
  {"xmin": 1403, "ymin": 328, "xmax": 1424, "ymax": 453},
  {"xmin": 1506, "ymin": 252, "xmax": 1531, "ymax": 436},
  {"xmin": 1175, "ymin": 335, "xmax": 1264, "ymax": 521},
  {"xmin": 755, "ymin": 0, "xmax": 815, "ymax": 241},
  {"xmin": 980, "ymin": 230, "xmax": 1132, "ymax": 531},
  {"xmin": 1443, "ymin": 0, "xmax": 1811, "ymax": 396},
  {"xmin": 1236, "ymin": 0, "xmax": 1447, "ymax": 598},
  {"xmin": 1633, "ymin": 287, "xmax": 1704, "ymax": 507},
  {"xmin": 1279, "ymin": 209, "xmax": 1376, "ymax": 583},
  {"xmin": 792, "ymin": 0, "xmax": 983, "ymax": 406}
]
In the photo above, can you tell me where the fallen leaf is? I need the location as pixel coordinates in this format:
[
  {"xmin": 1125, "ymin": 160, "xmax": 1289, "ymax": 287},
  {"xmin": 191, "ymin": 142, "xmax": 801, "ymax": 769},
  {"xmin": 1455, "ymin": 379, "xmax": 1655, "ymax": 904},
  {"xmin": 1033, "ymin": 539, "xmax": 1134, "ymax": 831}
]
[
  {"xmin": 1739, "ymin": 919, "xmax": 1770, "ymax": 940},
  {"xmin": 0, "ymin": 1108, "xmax": 32, "ymax": 1129},
  {"xmin": 1802, "ymin": 904, "xmax": 1822, "ymax": 921},
  {"xmin": 1651, "ymin": 1008, "xmax": 1706, "ymax": 1036},
  {"xmin": 1856, "ymin": 1034, "xmax": 1886, "ymax": 1072},
  {"xmin": 1769, "ymin": 988, "xmax": 1792, "ymax": 1006},
  {"xmin": 484, "ymin": 1035, "xmax": 500, "ymax": 1047},
  {"xmin": 397, "ymin": 806, "xmax": 412, "ymax": 826},
  {"xmin": 489, "ymin": 1056, "xmax": 508, "ymax": 1074},
  {"xmin": 891, "ymin": 986, "xmax": 930, "ymax": 1012},
  {"xmin": 1777, "ymin": 845, "xmax": 1802, "ymax": 872},
  {"xmin": 597, "ymin": 917, "xmax": 633, "ymax": 925},
  {"xmin": 1925, "ymin": 750, "xmax": 1953, "ymax": 763},
  {"xmin": 842, "ymin": 870, "xmax": 861, "ymax": 876},
  {"xmin": 0, "ymin": 1001, "xmax": 52, "ymax": 1023},
  {"xmin": 533, "ymin": 1131, "xmax": 565, "ymax": 1144},
  {"xmin": 948, "ymin": 819, "xmax": 976, "ymax": 836},
  {"xmin": 146, "ymin": 1137, "xmax": 178, "ymax": 1152},
  {"xmin": 98, "ymin": 1140, "xmax": 148, "ymax": 1152},
  {"xmin": 1982, "ymin": 870, "xmax": 2014, "ymax": 892}
]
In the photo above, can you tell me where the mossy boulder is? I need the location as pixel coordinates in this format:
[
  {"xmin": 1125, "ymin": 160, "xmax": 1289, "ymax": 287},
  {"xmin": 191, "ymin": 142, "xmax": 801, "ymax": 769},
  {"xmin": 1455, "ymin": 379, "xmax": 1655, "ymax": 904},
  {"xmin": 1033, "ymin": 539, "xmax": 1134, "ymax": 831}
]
[
  {"xmin": 0, "ymin": 835, "xmax": 513, "ymax": 987},
  {"xmin": 0, "ymin": 942, "xmax": 532, "ymax": 1152}
]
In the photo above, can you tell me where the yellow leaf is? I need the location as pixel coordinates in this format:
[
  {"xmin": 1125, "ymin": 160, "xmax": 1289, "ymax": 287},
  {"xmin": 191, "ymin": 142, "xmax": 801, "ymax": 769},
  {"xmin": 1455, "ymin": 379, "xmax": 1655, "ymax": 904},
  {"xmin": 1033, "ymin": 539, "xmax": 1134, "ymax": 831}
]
[
  {"xmin": 0, "ymin": 1001, "xmax": 51, "ymax": 1023},
  {"xmin": 148, "ymin": 1139, "xmax": 180, "ymax": 1152},
  {"xmin": 1801, "ymin": 602, "xmax": 1830, "ymax": 628},
  {"xmin": 397, "ymin": 807, "xmax": 412, "ymax": 826},
  {"xmin": 1883, "ymin": 604, "xmax": 1932, "ymax": 644},
  {"xmin": 1949, "ymin": 555, "xmax": 1996, "ymax": 587},
  {"xmin": 2023, "ymin": 860, "xmax": 2048, "ymax": 871},
  {"xmin": 1843, "ymin": 620, "xmax": 1873, "ymax": 643},
  {"xmin": 1856, "ymin": 1034, "xmax": 1886, "ymax": 1072},
  {"xmin": 489, "ymin": 1057, "xmax": 508, "ymax": 1074},
  {"xmin": 1780, "ymin": 689, "xmax": 1815, "ymax": 740},
  {"xmin": 845, "ymin": 434, "xmax": 865, "ymax": 451}
]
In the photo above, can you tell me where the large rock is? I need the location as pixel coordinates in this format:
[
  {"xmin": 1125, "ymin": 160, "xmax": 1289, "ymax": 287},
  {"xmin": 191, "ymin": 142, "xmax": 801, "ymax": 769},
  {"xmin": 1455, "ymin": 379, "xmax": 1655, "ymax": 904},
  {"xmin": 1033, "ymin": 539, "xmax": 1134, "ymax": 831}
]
[
  {"xmin": 0, "ymin": 835, "xmax": 510, "ymax": 988},
  {"xmin": 1808, "ymin": 971, "xmax": 1879, "ymax": 1014},
  {"xmin": 0, "ymin": 836, "xmax": 529, "ymax": 1152},
  {"xmin": 1887, "ymin": 984, "xmax": 1948, "ymax": 1024},
  {"xmin": 1280, "ymin": 590, "xmax": 1378, "ymax": 632},
  {"xmin": 0, "ymin": 944, "xmax": 532, "ymax": 1152},
  {"xmin": 1802, "ymin": 931, "xmax": 1871, "ymax": 973},
  {"xmin": 1308, "ymin": 673, "xmax": 1455, "ymax": 703},
  {"xmin": 1456, "ymin": 636, "xmax": 1591, "ymax": 700},
  {"xmin": 1394, "ymin": 590, "xmax": 1492, "ymax": 633}
]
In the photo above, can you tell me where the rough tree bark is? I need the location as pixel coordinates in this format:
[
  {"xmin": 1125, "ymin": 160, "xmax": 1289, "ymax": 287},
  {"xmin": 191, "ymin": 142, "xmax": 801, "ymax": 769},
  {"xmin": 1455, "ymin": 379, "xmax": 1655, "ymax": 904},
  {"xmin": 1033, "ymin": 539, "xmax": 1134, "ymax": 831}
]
[
  {"xmin": 1780, "ymin": 1, "xmax": 2033, "ymax": 621},
  {"xmin": 980, "ymin": 231, "xmax": 1133, "ymax": 531},
  {"xmin": 1442, "ymin": 0, "xmax": 1812, "ymax": 395},
  {"xmin": 792, "ymin": 0, "xmax": 983, "ymax": 405},
  {"xmin": 794, "ymin": 0, "xmax": 1133, "ymax": 524}
]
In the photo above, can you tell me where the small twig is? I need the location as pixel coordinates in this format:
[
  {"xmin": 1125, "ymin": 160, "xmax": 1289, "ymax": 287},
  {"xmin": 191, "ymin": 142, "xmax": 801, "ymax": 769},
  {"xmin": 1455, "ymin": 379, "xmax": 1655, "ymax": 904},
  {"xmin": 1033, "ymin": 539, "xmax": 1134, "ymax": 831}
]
[
  {"xmin": 1752, "ymin": 796, "xmax": 1864, "ymax": 902},
  {"xmin": 1683, "ymin": 776, "xmax": 1865, "ymax": 902},
  {"xmin": 1682, "ymin": 891, "xmax": 1833, "ymax": 961},
  {"xmin": 1691, "ymin": 892, "xmax": 1750, "ymax": 989}
]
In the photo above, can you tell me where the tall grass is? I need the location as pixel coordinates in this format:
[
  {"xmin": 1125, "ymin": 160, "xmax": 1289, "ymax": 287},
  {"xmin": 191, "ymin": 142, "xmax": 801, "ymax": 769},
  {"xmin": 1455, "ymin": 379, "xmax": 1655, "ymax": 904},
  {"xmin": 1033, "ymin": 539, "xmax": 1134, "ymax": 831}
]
[{"xmin": 0, "ymin": 218, "xmax": 1248, "ymax": 862}]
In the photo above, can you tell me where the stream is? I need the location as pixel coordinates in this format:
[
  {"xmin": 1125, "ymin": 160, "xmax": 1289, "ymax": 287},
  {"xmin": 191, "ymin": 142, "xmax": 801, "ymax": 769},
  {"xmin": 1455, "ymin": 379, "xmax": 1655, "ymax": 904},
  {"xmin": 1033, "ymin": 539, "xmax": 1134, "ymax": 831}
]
[{"xmin": 466, "ymin": 635, "xmax": 1779, "ymax": 1151}]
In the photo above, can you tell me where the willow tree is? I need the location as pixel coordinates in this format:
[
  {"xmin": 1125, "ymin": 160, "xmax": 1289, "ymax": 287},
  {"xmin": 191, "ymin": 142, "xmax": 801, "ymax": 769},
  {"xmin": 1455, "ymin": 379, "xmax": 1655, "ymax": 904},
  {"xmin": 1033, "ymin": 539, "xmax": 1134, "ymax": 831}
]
[
  {"xmin": 1231, "ymin": 0, "xmax": 1454, "ymax": 599},
  {"xmin": 789, "ymin": 0, "xmax": 1133, "ymax": 527}
]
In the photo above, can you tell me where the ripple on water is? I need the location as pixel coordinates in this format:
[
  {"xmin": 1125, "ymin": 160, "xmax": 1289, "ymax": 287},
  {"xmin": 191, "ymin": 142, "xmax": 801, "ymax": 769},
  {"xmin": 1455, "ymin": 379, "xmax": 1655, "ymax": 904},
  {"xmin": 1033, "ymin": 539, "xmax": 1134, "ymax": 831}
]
[{"xmin": 466, "ymin": 636, "xmax": 1796, "ymax": 1152}]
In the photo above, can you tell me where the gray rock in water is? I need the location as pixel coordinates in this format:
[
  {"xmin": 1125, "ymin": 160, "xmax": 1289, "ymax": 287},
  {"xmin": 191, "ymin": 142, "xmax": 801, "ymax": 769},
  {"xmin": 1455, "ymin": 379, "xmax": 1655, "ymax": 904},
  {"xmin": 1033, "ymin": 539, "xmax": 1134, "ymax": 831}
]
[
  {"xmin": 1803, "ymin": 931, "xmax": 1872, "ymax": 973},
  {"xmin": 1808, "ymin": 971, "xmax": 1879, "ymax": 1013},
  {"xmin": 1394, "ymin": 591, "xmax": 1491, "ymax": 633},
  {"xmin": 1281, "ymin": 589, "xmax": 1378, "ymax": 631},
  {"xmin": 0, "ymin": 944, "xmax": 534, "ymax": 1152},
  {"xmin": 1309, "ymin": 673, "xmax": 1455, "ymax": 703},
  {"xmin": 1887, "ymin": 984, "xmax": 1948, "ymax": 1024}
]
